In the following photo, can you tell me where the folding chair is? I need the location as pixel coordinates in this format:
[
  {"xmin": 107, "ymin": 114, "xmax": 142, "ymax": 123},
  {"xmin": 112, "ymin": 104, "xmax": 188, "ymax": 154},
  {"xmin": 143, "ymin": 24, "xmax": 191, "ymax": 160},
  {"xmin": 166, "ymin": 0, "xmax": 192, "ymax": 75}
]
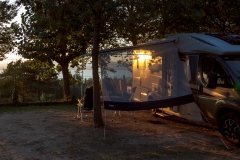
[
  {"xmin": 76, "ymin": 99, "xmax": 94, "ymax": 122},
  {"xmin": 129, "ymin": 86, "xmax": 137, "ymax": 102},
  {"xmin": 128, "ymin": 86, "xmax": 137, "ymax": 122},
  {"xmin": 111, "ymin": 86, "xmax": 137, "ymax": 122},
  {"xmin": 75, "ymin": 86, "xmax": 94, "ymax": 122}
]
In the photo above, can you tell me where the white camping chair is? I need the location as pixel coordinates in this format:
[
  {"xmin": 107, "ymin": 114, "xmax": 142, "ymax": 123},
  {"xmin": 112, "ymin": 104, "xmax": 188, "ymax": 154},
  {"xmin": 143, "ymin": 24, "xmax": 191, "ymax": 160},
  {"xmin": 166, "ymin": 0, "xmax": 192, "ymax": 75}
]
[
  {"xmin": 75, "ymin": 86, "xmax": 94, "ymax": 122},
  {"xmin": 111, "ymin": 86, "xmax": 137, "ymax": 122},
  {"xmin": 76, "ymin": 99, "xmax": 94, "ymax": 122}
]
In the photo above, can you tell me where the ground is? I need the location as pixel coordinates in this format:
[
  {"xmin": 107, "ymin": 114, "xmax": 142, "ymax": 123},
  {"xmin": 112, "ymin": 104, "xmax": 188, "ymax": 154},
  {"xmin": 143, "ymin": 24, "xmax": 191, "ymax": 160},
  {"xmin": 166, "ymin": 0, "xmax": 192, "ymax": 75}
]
[{"xmin": 0, "ymin": 106, "xmax": 239, "ymax": 160}]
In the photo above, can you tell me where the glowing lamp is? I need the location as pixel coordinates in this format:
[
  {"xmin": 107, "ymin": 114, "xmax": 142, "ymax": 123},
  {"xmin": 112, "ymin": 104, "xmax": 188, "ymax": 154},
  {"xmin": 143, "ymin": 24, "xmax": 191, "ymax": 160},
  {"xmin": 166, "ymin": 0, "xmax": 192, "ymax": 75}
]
[{"xmin": 133, "ymin": 50, "xmax": 152, "ymax": 70}]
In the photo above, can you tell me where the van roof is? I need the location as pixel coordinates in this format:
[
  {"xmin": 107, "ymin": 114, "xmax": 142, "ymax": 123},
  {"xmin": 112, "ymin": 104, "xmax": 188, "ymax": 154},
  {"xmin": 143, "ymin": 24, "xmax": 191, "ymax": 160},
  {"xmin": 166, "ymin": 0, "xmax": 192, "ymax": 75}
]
[
  {"xmin": 98, "ymin": 33, "xmax": 240, "ymax": 55},
  {"xmin": 204, "ymin": 33, "xmax": 240, "ymax": 45},
  {"xmin": 164, "ymin": 33, "xmax": 240, "ymax": 55}
]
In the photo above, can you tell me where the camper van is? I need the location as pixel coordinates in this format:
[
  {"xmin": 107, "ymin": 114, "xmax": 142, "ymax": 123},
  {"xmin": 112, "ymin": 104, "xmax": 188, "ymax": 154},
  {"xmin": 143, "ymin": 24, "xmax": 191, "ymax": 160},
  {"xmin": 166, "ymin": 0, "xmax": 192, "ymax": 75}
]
[
  {"xmin": 149, "ymin": 33, "xmax": 240, "ymax": 145},
  {"xmin": 100, "ymin": 33, "xmax": 240, "ymax": 146}
]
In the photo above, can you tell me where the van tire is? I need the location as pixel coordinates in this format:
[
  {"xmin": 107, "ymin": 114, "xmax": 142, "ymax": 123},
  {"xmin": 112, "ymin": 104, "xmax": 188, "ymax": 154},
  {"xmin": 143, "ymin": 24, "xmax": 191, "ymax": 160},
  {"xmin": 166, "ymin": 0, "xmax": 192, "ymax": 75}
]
[{"xmin": 219, "ymin": 112, "xmax": 240, "ymax": 146}]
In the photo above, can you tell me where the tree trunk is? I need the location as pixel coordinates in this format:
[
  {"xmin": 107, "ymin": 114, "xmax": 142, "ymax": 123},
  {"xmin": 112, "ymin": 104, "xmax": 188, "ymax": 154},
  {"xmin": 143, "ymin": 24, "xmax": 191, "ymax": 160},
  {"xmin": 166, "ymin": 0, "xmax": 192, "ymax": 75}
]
[
  {"xmin": 61, "ymin": 63, "xmax": 70, "ymax": 100},
  {"xmin": 131, "ymin": 35, "xmax": 138, "ymax": 46},
  {"xmin": 92, "ymin": 10, "xmax": 104, "ymax": 127}
]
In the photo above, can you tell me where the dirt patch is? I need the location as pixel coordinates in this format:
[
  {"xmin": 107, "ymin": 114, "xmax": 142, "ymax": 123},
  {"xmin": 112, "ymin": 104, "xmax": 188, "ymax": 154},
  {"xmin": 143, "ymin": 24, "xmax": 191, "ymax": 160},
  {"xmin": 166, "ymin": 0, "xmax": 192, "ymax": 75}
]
[{"xmin": 0, "ymin": 108, "xmax": 239, "ymax": 159}]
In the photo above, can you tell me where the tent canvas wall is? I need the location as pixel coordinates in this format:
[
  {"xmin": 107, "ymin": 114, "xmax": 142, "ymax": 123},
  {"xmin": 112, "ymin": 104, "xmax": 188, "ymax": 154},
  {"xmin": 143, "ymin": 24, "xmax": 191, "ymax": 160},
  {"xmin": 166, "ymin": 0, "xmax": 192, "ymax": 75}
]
[{"xmin": 100, "ymin": 40, "xmax": 194, "ymax": 111}]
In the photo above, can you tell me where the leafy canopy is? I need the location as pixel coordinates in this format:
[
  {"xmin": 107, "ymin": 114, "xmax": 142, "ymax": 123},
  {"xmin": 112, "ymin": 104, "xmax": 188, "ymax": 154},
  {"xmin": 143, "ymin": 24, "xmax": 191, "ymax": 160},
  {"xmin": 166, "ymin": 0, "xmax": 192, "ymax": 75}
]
[
  {"xmin": 16, "ymin": 0, "xmax": 93, "ymax": 98},
  {"xmin": 0, "ymin": 0, "xmax": 18, "ymax": 60}
]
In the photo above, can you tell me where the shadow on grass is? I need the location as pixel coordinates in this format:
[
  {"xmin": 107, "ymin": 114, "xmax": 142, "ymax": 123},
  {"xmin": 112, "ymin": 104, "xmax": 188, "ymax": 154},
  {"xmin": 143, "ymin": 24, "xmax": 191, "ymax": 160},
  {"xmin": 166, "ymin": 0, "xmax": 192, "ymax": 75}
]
[{"xmin": 0, "ymin": 104, "xmax": 77, "ymax": 113}]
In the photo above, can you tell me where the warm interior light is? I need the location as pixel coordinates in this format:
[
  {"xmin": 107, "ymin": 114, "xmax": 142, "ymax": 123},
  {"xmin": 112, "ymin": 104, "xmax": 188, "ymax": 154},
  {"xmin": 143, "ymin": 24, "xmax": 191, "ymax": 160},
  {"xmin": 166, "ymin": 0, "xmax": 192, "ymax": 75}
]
[{"xmin": 133, "ymin": 50, "xmax": 152, "ymax": 70}]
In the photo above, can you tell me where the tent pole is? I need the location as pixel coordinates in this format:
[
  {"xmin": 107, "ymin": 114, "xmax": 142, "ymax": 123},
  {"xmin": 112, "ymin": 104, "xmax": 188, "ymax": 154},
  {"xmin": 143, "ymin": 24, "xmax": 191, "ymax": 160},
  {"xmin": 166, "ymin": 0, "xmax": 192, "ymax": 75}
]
[
  {"xmin": 104, "ymin": 106, "xmax": 106, "ymax": 140},
  {"xmin": 81, "ymin": 63, "xmax": 83, "ymax": 98}
]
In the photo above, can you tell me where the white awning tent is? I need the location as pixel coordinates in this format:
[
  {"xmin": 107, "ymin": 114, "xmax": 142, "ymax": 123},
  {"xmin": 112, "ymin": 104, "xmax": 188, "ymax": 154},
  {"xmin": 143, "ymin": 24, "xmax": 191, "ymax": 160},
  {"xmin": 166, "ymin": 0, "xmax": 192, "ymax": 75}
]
[
  {"xmin": 84, "ymin": 34, "xmax": 231, "ymax": 149},
  {"xmin": 100, "ymin": 40, "xmax": 195, "ymax": 111}
]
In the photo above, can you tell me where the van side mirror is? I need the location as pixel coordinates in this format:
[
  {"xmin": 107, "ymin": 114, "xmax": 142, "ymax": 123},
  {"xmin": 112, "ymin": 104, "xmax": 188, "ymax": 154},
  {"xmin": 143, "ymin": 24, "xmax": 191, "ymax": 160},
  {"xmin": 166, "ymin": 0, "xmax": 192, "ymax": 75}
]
[{"xmin": 207, "ymin": 72, "xmax": 217, "ymax": 88}]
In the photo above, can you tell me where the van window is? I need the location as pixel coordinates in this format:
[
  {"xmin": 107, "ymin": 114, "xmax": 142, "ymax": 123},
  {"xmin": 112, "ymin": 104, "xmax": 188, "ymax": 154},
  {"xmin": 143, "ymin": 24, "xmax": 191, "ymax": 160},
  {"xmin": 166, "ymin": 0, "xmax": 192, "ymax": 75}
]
[
  {"xmin": 222, "ymin": 55, "xmax": 240, "ymax": 78},
  {"xmin": 202, "ymin": 57, "xmax": 230, "ymax": 86}
]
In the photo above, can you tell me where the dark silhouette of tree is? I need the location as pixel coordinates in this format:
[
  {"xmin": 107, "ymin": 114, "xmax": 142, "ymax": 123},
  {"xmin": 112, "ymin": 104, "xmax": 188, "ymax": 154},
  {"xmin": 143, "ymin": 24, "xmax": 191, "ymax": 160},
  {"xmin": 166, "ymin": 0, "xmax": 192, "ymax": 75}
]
[
  {"xmin": 201, "ymin": 0, "xmax": 240, "ymax": 33},
  {"xmin": 0, "ymin": 0, "xmax": 18, "ymax": 60},
  {"xmin": 15, "ymin": 0, "xmax": 92, "ymax": 100}
]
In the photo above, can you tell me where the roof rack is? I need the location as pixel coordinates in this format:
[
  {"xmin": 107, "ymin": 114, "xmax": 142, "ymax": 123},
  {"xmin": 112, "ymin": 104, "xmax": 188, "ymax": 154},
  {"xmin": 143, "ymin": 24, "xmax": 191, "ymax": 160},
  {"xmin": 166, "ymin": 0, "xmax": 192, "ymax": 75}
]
[{"xmin": 204, "ymin": 32, "xmax": 240, "ymax": 45}]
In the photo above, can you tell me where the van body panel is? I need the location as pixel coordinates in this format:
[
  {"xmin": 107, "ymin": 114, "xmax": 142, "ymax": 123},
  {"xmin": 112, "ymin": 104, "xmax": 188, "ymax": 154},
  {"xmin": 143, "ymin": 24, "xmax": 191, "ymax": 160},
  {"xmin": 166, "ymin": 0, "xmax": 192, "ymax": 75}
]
[
  {"xmin": 163, "ymin": 103, "xmax": 204, "ymax": 122},
  {"xmin": 167, "ymin": 33, "xmax": 240, "ymax": 55},
  {"xmin": 150, "ymin": 34, "xmax": 240, "ymax": 141}
]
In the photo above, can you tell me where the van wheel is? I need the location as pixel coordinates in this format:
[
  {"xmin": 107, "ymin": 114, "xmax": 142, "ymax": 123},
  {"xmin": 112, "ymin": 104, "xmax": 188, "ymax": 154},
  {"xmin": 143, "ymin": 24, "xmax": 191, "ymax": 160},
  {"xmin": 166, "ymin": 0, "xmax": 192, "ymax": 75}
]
[
  {"xmin": 150, "ymin": 109, "xmax": 157, "ymax": 116},
  {"xmin": 219, "ymin": 112, "xmax": 240, "ymax": 146}
]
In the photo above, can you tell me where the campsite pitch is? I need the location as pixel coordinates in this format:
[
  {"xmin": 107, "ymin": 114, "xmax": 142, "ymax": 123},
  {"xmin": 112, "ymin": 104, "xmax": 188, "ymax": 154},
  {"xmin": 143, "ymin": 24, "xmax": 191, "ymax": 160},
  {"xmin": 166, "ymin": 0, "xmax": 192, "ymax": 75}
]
[{"xmin": 0, "ymin": 105, "xmax": 239, "ymax": 159}]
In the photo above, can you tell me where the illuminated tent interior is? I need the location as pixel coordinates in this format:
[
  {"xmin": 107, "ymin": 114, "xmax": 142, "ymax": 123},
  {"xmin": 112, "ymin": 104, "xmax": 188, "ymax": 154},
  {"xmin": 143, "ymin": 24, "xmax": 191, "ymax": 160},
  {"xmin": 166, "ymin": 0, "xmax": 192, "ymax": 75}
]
[{"xmin": 100, "ymin": 41, "xmax": 195, "ymax": 111}]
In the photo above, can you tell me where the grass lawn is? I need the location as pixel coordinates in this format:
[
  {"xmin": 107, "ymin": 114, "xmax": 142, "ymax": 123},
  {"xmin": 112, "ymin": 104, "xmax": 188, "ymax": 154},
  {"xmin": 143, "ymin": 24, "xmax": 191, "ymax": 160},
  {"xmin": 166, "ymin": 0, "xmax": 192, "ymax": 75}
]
[{"xmin": 0, "ymin": 104, "xmax": 239, "ymax": 159}]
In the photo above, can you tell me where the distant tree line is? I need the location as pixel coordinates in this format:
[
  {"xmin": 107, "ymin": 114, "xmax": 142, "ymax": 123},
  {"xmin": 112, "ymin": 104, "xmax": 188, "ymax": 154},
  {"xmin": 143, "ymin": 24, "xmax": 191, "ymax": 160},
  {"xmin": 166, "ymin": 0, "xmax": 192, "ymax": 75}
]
[
  {"xmin": 0, "ymin": 59, "xmax": 60, "ymax": 103},
  {"xmin": 0, "ymin": 59, "xmax": 93, "ymax": 103}
]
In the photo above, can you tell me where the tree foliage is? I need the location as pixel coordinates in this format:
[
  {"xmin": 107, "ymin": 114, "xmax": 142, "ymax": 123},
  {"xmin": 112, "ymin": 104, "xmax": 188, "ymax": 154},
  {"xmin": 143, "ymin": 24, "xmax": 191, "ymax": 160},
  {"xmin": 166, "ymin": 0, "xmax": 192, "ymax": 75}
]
[
  {"xmin": 0, "ymin": 0, "xmax": 18, "ymax": 60},
  {"xmin": 16, "ymin": 0, "xmax": 93, "ymax": 99},
  {"xmin": 113, "ymin": 0, "xmax": 240, "ymax": 46},
  {"xmin": 0, "ymin": 59, "xmax": 61, "ymax": 102},
  {"xmin": 201, "ymin": 0, "xmax": 240, "ymax": 33},
  {"xmin": 113, "ymin": 0, "xmax": 160, "ymax": 45}
]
